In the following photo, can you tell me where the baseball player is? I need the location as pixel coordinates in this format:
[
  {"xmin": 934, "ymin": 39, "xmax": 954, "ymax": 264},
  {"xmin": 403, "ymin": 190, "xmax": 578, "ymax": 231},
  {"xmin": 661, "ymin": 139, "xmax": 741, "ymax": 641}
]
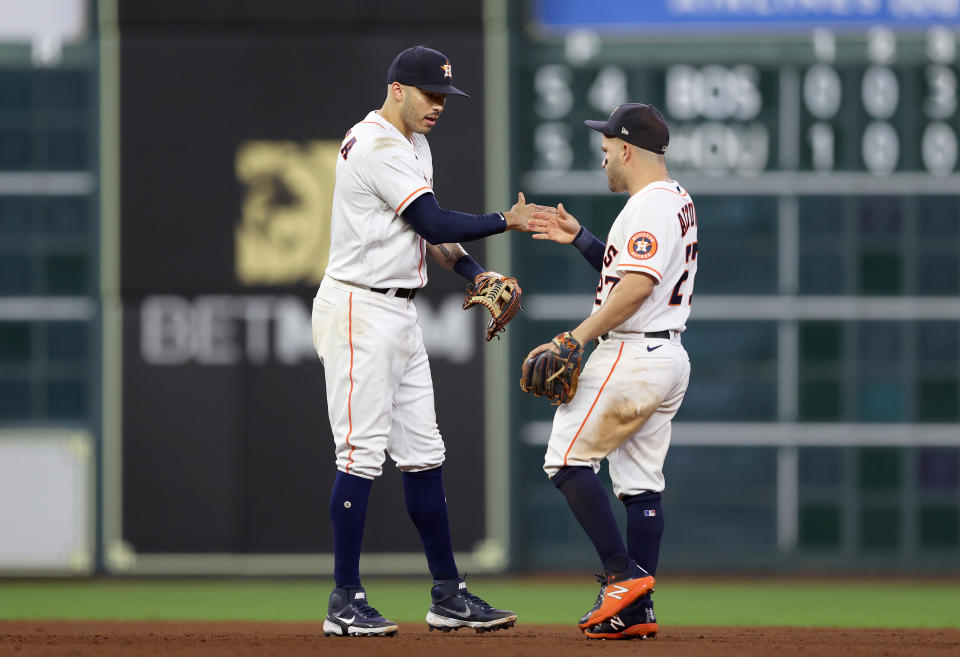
[
  {"xmin": 525, "ymin": 104, "xmax": 698, "ymax": 639},
  {"xmin": 314, "ymin": 45, "xmax": 534, "ymax": 637}
]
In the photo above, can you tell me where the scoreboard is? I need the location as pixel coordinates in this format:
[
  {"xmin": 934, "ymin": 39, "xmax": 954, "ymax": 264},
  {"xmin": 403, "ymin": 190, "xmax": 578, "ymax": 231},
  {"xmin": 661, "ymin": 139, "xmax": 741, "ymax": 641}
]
[
  {"xmin": 504, "ymin": 1, "xmax": 960, "ymax": 571},
  {"xmin": 517, "ymin": 22, "xmax": 959, "ymax": 184}
]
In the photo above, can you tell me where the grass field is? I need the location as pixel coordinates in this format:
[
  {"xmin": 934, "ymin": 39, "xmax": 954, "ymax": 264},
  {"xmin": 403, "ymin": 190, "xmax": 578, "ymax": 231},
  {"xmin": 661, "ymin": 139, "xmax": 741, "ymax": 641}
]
[{"xmin": 2, "ymin": 577, "xmax": 959, "ymax": 628}]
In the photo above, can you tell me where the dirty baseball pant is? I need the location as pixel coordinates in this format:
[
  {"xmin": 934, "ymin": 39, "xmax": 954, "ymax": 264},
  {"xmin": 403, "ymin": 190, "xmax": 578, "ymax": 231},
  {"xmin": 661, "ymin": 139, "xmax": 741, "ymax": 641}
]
[
  {"xmin": 313, "ymin": 276, "xmax": 445, "ymax": 479},
  {"xmin": 543, "ymin": 332, "xmax": 690, "ymax": 497}
]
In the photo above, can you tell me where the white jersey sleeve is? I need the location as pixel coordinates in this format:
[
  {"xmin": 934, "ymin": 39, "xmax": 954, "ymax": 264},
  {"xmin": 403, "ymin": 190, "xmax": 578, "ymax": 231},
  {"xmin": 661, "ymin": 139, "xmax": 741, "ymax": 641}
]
[{"xmin": 612, "ymin": 198, "xmax": 674, "ymax": 284}]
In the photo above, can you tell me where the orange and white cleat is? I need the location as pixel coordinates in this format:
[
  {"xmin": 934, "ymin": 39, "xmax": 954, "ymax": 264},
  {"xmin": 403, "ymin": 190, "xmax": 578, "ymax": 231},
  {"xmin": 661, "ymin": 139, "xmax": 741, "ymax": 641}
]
[
  {"xmin": 576, "ymin": 561, "xmax": 655, "ymax": 630},
  {"xmin": 583, "ymin": 596, "xmax": 658, "ymax": 640}
]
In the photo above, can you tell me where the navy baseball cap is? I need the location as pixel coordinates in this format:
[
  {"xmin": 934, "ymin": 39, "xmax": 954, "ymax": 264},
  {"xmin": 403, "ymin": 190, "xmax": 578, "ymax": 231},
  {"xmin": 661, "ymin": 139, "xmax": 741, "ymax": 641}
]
[
  {"xmin": 585, "ymin": 103, "xmax": 669, "ymax": 154},
  {"xmin": 386, "ymin": 45, "xmax": 469, "ymax": 97}
]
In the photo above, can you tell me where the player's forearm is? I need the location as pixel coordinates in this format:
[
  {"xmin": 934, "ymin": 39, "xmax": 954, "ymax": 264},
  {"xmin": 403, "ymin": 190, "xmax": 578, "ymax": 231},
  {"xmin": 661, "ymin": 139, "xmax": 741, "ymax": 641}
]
[
  {"xmin": 426, "ymin": 243, "xmax": 466, "ymax": 271},
  {"xmin": 403, "ymin": 193, "xmax": 506, "ymax": 244},
  {"xmin": 571, "ymin": 226, "xmax": 605, "ymax": 273},
  {"xmin": 569, "ymin": 307, "xmax": 634, "ymax": 345},
  {"xmin": 570, "ymin": 277, "xmax": 653, "ymax": 344},
  {"xmin": 426, "ymin": 243, "xmax": 486, "ymax": 282}
]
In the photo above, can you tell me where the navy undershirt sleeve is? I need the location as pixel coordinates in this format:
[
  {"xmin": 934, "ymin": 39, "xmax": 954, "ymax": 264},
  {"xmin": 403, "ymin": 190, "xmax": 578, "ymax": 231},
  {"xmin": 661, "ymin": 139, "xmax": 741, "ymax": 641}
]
[
  {"xmin": 402, "ymin": 193, "xmax": 506, "ymax": 244},
  {"xmin": 453, "ymin": 254, "xmax": 485, "ymax": 282},
  {"xmin": 572, "ymin": 226, "xmax": 605, "ymax": 273}
]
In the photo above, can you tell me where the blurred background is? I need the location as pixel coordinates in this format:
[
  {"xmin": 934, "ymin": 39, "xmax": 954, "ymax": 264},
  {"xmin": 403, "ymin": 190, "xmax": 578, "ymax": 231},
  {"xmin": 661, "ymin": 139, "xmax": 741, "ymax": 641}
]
[{"xmin": 1, "ymin": 0, "xmax": 958, "ymax": 580}]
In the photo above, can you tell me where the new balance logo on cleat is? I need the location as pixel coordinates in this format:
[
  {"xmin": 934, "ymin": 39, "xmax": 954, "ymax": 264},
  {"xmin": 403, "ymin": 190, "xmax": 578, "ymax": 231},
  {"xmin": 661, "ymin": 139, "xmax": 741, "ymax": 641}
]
[
  {"xmin": 577, "ymin": 561, "xmax": 655, "ymax": 630},
  {"xmin": 606, "ymin": 584, "xmax": 629, "ymax": 601},
  {"xmin": 583, "ymin": 597, "xmax": 658, "ymax": 641}
]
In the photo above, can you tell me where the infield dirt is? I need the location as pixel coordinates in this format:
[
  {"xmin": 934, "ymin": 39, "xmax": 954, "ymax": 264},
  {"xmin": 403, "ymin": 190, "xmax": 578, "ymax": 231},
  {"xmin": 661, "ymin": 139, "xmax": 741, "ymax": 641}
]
[{"xmin": 2, "ymin": 621, "xmax": 960, "ymax": 656}]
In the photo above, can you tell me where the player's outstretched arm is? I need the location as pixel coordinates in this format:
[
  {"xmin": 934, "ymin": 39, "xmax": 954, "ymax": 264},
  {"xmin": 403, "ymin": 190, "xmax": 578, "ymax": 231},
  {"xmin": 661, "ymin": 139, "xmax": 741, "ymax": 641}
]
[
  {"xmin": 402, "ymin": 192, "xmax": 544, "ymax": 244},
  {"xmin": 403, "ymin": 194, "xmax": 506, "ymax": 245}
]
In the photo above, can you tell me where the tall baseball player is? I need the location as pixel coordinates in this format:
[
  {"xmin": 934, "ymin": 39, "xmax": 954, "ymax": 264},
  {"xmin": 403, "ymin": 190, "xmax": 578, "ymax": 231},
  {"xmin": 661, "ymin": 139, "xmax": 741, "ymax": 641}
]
[
  {"xmin": 523, "ymin": 104, "xmax": 697, "ymax": 640},
  {"xmin": 314, "ymin": 45, "xmax": 534, "ymax": 637}
]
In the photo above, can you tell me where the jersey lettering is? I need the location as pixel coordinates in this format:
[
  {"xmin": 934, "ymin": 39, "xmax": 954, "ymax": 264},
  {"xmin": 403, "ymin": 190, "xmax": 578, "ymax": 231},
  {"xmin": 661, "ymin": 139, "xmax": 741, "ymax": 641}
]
[
  {"xmin": 677, "ymin": 202, "xmax": 696, "ymax": 238},
  {"xmin": 595, "ymin": 274, "xmax": 621, "ymax": 305},
  {"xmin": 340, "ymin": 136, "xmax": 357, "ymax": 161},
  {"xmin": 603, "ymin": 244, "xmax": 619, "ymax": 268},
  {"xmin": 669, "ymin": 270, "xmax": 689, "ymax": 306},
  {"xmin": 671, "ymin": 241, "xmax": 698, "ymax": 306}
]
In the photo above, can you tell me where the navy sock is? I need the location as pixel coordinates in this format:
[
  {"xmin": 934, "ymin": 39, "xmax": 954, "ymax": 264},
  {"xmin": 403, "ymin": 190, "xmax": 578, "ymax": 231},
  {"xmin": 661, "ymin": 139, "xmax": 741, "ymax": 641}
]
[
  {"xmin": 330, "ymin": 470, "xmax": 373, "ymax": 589},
  {"xmin": 553, "ymin": 466, "xmax": 630, "ymax": 574},
  {"xmin": 402, "ymin": 467, "xmax": 459, "ymax": 581},
  {"xmin": 623, "ymin": 492, "xmax": 664, "ymax": 576}
]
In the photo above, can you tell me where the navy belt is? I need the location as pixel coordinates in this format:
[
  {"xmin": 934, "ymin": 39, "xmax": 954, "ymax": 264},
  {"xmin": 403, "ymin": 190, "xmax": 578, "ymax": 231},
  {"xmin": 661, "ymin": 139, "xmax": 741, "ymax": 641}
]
[{"xmin": 370, "ymin": 286, "xmax": 417, "ymax": 299}]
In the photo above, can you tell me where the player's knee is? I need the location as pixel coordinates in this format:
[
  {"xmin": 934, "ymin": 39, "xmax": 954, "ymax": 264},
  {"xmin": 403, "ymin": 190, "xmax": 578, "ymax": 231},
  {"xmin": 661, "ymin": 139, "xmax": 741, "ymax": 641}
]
[
  {"xmin": 543, "ymin": 461, "xmax": 561, "ymax": 482},
  {"xmin": 551, "ymin": 465, "xmax": 592, "ymax": 489},
  {"xmin": 400, "ymin": 464, "xmax": 442, "ymax": 480},
  {"xmin": 622, "ymin": 491, "xmax": 661, "ymax": 506}
]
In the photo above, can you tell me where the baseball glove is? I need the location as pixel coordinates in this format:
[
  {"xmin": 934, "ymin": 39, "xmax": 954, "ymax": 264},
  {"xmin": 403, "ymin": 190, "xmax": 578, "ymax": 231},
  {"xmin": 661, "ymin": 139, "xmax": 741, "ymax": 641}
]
[
  {"xmin": 520, "ymin": 331, "xmax": 584, "ymax": 404},
  {"xmin": 463, "ymin": 271, "xmax": 523, "ymax": 341}
]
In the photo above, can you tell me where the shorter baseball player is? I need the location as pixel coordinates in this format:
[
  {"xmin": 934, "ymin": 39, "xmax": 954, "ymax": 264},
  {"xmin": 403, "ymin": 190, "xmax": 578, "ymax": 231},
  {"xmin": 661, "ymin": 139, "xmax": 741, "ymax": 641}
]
[{"xmin": 524, "ymin": 104, "xmax": 698, "ymax": 639}]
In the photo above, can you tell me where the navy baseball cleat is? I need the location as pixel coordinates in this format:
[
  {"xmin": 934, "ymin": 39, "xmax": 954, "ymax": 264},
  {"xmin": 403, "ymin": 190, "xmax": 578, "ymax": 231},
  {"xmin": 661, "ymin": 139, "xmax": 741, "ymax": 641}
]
[
  {"xmin": 323, "ymin": 586, "xmax": 398, "ymax": 637},
  {"xmin": 583, "ymin": 595, "xmax": 658, "ymax": 640},
  {"xmin": 577, "ymin": 560, "xmax": 655, "ymax": 630},
  {"xmin": 425, "ymin": 578, "xmax": 517, "ymax": 633}
]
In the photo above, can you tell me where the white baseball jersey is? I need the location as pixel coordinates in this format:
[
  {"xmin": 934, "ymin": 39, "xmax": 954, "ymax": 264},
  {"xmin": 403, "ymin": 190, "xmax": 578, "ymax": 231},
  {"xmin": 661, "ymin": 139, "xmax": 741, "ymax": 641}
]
[
  {"xmin": 593, "ymin": 180, "xmax": 698, "ymax": 334},
  {"xmin": 324, "ymin": 110, "xmax": 435, "ymax": 289},
  {"xmin": 543, "ymin": 179, "xmax": 698, "ymax": 496}
]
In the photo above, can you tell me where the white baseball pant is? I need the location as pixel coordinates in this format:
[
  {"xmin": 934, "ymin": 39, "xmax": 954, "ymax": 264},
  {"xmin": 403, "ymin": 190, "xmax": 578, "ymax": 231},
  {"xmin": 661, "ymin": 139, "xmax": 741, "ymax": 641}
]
[{"xmin": 543, "ymin": 333, "xmax": 690, "ymax": 498}]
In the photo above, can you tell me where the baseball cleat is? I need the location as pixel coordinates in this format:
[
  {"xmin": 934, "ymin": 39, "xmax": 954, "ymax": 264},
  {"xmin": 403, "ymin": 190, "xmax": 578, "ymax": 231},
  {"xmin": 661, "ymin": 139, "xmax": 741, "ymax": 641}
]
[
  {"xmin": 577, "ymin": 560, "xmax": 655, "ymax": 630},
  {"xmin": 425, "ymin": 577, "xmax": 517, "ymax": 633},
  {"xmin": 583, "ymin": 595, "xmax": 658, "ymax": 640},
  {"xmin": 323, "ymin": 586, "xmax": 398, "ymax": 637}
]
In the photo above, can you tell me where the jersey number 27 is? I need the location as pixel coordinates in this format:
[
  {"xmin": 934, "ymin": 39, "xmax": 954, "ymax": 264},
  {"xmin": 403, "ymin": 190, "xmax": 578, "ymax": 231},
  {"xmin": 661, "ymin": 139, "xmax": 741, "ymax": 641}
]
[{"xmin": 669, "ymin": 241, "xmax": 698, "ymax": 306}]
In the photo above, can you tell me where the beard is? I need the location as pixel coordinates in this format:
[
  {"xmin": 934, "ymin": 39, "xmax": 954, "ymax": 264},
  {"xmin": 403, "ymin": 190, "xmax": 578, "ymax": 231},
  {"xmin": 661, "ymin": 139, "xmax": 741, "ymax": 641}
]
[
  {"xmin": 606, "ymin": 166, "xmax": 626, "ymax": 193},
  {"xmin": 400, "ymin": 101, "xmax": 439, "ymax": 135}
]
